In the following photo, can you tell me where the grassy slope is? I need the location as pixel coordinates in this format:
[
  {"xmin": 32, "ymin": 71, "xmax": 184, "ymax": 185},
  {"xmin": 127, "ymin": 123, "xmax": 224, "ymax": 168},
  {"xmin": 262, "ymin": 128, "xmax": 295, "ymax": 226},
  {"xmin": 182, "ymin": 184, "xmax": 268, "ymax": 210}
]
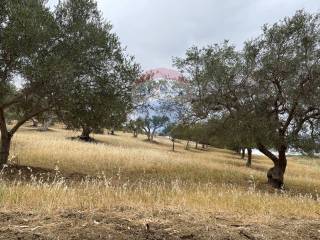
[{"xmin": 2, "ymin": 125, "xmax": 320, "ymax": 222}]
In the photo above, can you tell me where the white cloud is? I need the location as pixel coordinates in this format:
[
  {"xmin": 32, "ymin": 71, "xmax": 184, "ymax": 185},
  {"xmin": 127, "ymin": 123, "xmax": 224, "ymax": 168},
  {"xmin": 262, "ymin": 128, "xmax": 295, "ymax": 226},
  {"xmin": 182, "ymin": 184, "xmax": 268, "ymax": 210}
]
[{"xmin": 48, "ymin": 0, "xmax": 320, "ymax": 70}]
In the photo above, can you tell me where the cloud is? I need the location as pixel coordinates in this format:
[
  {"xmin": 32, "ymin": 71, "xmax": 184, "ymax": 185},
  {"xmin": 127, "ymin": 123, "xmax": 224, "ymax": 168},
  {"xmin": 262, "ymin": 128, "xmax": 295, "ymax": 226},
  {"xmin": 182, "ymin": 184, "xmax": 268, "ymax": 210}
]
[{"xmin": 48, "ymin": 0, "xmax": 320, "ymax": 70}]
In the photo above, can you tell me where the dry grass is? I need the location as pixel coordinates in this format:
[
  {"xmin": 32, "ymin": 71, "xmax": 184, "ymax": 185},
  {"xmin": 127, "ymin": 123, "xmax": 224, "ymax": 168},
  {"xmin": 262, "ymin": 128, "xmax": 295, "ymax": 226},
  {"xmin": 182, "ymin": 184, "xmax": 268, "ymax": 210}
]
[{"xmin": 2, "ymin": 125, "xmax": 320, "ymax": 222}]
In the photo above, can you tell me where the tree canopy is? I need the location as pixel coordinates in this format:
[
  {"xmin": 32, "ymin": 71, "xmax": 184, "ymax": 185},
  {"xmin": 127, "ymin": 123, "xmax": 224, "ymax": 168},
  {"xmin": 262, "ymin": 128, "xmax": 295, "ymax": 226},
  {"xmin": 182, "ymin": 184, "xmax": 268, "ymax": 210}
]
[
  {"xmin": 55, "ymin": 0, "xmax": 140, "ymax": 140},
  {"xmin": 0, "ymin": 0, "xmax": 64, "ymax": 164},
  {"xmin": 0, "ymin": 0, "xmax": 140, "ymax": 163},
  {"xmin": 175, "ymin": 10, "xmax": 320, "ymax": 188}
]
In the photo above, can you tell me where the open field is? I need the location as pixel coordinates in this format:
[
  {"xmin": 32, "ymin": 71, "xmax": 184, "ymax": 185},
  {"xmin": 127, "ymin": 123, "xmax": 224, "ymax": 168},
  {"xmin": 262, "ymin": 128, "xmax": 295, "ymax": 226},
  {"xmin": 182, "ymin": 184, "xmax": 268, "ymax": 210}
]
[{"xmin": 0, "ymin": 125, "xmax": 319, "ymax": 239}]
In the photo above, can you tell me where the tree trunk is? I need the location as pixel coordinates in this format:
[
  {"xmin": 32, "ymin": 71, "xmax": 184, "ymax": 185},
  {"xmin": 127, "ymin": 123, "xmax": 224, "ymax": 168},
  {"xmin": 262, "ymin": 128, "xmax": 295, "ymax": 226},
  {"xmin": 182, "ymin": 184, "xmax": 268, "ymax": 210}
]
[
  {"xmin": 185, "ymin": 140, "xmax": 190, "ymax": 150},
  {"xmin": 235, "ymin": 147, "xmax": 241, "ymax": 154},
  {"xmin": 258, "ymin": 143, "xmax": 287, "ymax": 188},
  {"xmin": 151, "ymin": 128, "xmax": 157, "ymax": 142},
  {"xmin": 241, "ymin": 148, "xmax": 245, "ymax": 159},
  {"xmin": 40, "ymin": 118, "xmax": 52, "ymax": 131},
  {"xmin": 80, "ymin": 127, "xmax": 92, "ymax": 142},
  {"xmin": 172, "ymin": 140, "xmax": 175, "ymax": 151},
  {"xmin": 146, "ymin": 132, "xmax": 151, "ymax": 141},
  {"xmin": 133, "ymin": 130, "xmax": 138, "ymax": 138},
  {"xmin": 267, "ymin": 145, "xmax": 287, "ymax": 188},
  {"xmin": 31, "ymin": 118, "xmax": 38, "ymax": 128},
  {"xmin": 246, "ymin": 148, "xmax": 252, "ymax": 167},
  {"xmin": 195, "ymin": 142, "xmax": 198, "ymax": 149},
  {"xmin": 0, "ymin": 133, "xmax": 12, "ymax": 165},
  {"xmin": 0, "ymin": 109, "xmax": 11, "ymax": 165}
]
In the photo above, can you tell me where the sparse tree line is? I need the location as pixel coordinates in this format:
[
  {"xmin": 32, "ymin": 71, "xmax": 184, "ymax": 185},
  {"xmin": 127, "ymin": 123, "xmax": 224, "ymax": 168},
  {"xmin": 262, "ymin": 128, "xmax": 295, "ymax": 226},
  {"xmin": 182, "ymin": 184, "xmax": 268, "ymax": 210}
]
[{"xmin": 1, "ymin": 0, "xmax": 320, "ymax": 189}]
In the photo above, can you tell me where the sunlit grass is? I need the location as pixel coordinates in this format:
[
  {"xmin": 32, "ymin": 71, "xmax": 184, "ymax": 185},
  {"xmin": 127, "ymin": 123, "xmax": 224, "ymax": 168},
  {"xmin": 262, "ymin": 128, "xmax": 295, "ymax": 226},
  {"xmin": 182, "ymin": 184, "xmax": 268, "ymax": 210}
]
[{"xmin": 2, "ymin": 125, "xmax": 319, "ymax": 221}]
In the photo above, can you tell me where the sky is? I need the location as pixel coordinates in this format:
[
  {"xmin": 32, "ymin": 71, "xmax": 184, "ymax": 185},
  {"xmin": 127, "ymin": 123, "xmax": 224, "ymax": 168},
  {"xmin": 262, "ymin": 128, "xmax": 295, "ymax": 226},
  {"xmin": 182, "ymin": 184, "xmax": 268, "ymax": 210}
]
[{"xmin": 47, "ymin": 0, "xmax": 320, "ymax": 71}]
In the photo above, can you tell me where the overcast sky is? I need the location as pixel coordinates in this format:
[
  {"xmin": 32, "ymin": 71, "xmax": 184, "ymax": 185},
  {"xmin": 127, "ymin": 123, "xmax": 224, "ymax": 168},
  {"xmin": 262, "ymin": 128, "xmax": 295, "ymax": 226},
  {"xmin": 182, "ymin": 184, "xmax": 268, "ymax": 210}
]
[{"xmin": 48, "ymin": 0, "xmax": 320, "ymax": 71}]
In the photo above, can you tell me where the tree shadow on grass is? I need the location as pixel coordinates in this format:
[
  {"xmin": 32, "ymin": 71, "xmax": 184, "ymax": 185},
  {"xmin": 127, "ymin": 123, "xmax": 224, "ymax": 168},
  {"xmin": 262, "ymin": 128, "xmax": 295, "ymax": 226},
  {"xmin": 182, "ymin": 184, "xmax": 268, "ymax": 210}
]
[
  {"xmin": 0, "ymin": 164, "xmax": 93, "ymax": 184},
  {"xmin": 66, "ymin": 136, "xmax": 105, "ymax": 145},
  {"xmin": 20, "ymin": 126, "xmax": 58, "ymax": 133},
  {"xmin": 142, "ymin": 139, "xmax": 170, "ymax": 147}
]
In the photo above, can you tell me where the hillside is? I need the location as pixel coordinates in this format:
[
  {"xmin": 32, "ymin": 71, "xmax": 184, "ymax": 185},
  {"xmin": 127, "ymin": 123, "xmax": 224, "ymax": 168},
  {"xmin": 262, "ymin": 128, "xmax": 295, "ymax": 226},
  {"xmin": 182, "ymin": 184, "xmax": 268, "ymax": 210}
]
[{"xmin": 0, "ymin": 125, "xmax": 318, "ymax": 239}]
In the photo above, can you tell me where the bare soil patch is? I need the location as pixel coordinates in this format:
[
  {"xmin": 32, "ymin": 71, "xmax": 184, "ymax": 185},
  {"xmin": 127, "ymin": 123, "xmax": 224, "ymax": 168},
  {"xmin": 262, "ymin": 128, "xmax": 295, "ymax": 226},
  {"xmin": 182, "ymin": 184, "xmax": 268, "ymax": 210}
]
[{"xmin": 0, "ymin": 210, "xmax": 318, "ymax": 240}]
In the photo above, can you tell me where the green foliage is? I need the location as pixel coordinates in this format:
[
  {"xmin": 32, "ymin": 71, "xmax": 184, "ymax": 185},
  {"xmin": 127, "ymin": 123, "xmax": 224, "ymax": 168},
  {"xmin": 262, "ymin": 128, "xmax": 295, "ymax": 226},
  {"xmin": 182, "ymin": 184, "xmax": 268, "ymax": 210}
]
[
  {"xmin": 55, "ymin": 0, "xmax": 140, "ymax": 137},
  {"xmin": 126, "ymin": 119, "xmax": 144, "ymax": 137},
  {"xmin": 245, "ymin": 10, "xmax": 320, "ymax": 153},
  {"xmin": 176, "ymin": 10, "xmax": 320, "ymax": 154},
  {"xmin": 1, "ymin": 0, "xmax": 62, "ymax": 127},
  {"xmin": 141, "ymin": 115, "xmax": 169, "ymax": 141},
  {"xmin": 175, "ymin": 10, "xmax": 320, "ymax": 186}
]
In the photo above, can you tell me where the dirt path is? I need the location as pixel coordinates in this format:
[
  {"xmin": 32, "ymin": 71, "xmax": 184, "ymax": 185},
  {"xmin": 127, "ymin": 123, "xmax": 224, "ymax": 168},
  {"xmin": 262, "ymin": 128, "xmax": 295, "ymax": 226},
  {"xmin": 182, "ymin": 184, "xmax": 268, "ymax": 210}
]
[{"xmin": 0, "ymin": 210, "xmax": 318, "ymax": 240}]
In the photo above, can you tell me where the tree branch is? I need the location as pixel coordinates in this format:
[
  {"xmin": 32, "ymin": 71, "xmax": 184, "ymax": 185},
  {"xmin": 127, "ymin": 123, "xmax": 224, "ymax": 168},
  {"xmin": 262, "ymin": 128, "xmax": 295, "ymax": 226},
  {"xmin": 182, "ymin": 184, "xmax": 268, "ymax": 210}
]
[
  {"xmin": 9, "ymin": 107, "xmax": 50, "ymax": 135},
  {"xmin": 257, "ymin": 142, "xmax": 279, "ymax": 165},
  {"xmin": 0, "ymin": 95, "xmax": 24, "ymax": 109}
]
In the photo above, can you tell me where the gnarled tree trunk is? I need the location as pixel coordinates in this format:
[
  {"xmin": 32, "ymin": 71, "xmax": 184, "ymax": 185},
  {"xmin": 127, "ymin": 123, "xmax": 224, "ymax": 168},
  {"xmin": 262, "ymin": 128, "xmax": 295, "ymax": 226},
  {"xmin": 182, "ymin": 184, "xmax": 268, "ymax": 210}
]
[
  {"xmin": 267, "ymin": 145, "xmax": 287, "ymax": 189},
  {"xmin": 80, "ymin": 127, "xmax": 92, "ymax": 142},
  {"xmin": 258, "ymin": 143, "xmax": 287, "ymax": 188}
]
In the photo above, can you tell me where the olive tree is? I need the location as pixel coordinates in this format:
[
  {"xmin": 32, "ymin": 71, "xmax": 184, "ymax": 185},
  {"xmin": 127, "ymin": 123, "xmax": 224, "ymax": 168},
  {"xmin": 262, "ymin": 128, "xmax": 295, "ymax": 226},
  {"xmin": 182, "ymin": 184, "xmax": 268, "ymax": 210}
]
[
  {"xmin": 55, "ymin": 0, "xmax": 140, "ymax": 141},
  {"xmin": 245, "ymin": 10, "xmax": 320, "ymax": 187},
  {"xmin": 175, "ymin": 11, "xmax": 320, "ymax": 188},
  {"xmin": 0, "ymin": 0, "xmax": 64, "ymax": 164},
  {"xmin": 141, "ymin": 115, "xmax": 169, "ymax": 141}
]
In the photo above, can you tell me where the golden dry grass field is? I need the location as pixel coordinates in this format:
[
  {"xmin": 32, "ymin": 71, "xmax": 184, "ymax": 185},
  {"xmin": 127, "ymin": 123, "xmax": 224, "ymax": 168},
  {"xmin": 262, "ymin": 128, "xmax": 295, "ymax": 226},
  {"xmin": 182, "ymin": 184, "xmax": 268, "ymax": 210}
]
[{"xmin": 0, "ymin": 124, "xmax": 319, "ymax": 239}]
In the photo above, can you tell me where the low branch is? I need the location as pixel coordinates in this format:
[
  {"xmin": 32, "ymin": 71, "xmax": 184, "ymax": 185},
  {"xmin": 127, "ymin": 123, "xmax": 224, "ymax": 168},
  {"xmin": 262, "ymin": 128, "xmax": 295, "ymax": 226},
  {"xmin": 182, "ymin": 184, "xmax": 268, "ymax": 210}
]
[
  {"xmin": 9, "ymin": 107, "xmax": 50, "ymax": 135},
  {"xmin": 257, "ymin": 142, "xmax": 279, "ymax": 165},
  {"xmin": 0, "ymin": 95, "xmax": 24, "ymax": 109}
]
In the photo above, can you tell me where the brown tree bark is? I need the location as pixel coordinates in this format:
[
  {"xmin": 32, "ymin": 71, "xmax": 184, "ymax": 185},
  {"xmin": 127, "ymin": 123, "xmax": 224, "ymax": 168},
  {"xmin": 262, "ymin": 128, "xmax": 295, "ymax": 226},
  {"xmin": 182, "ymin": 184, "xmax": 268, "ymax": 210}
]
[
  {"xmin": 267, "ymin": 145, "xmax": 287, "ymax": 189},
  {"xmin": 257, "ymin": 143, "xmax": 287, "ymax": 188},
  {"xmin": 246, "ymin": 148, "xmax": 252, "ymax": 167},
  {"xmin": 0, "ymin": 133, "xmax": 11, "ymax": 165},
  {"xmin": 0, "ymin": 107, "xmax": 49, "ymax": 165},
  {"xmin": 80, "ymin": 127, "xmax": 92, "ymax": 141},
  {"xmin": 0, "ymin": 109, "xmax": 12, "ymax": 165}
]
